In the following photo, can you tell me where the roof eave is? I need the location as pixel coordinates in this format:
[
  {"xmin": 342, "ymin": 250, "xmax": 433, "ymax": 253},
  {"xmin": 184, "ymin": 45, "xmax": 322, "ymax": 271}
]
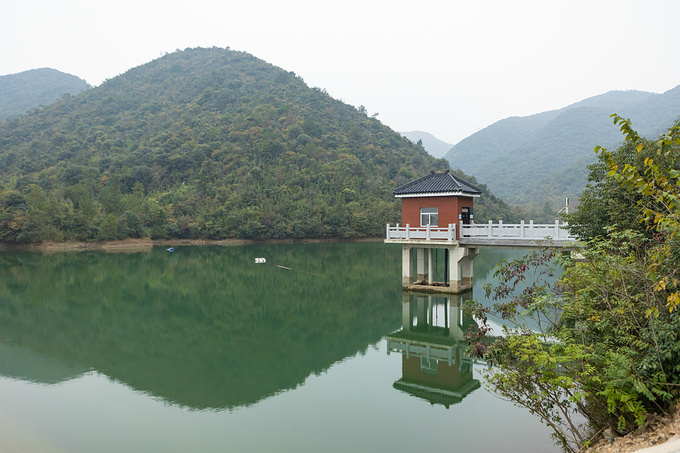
[{"xmin": 394, "ymin": 192, "xmax": 481, "ymax": 198}]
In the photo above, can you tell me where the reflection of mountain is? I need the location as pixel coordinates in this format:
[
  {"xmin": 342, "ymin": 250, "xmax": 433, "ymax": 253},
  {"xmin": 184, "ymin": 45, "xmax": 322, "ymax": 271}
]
[
  {"xmin": 0, "ymin": 343, "xmax": 87, "ymax": 384},
  {"xmin": 386, "ymin": 293, "xmax": 481, "ymax": 408},
  {"xmin": 0, "ymin": 243, "xmax": 402, "ymax": 409}
]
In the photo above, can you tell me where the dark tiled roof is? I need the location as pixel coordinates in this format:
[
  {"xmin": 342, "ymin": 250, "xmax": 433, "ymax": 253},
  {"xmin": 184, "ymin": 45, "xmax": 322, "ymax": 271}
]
[{"xmin": 393, "ymin": 170, "xmax": 482, "ymax": 196}]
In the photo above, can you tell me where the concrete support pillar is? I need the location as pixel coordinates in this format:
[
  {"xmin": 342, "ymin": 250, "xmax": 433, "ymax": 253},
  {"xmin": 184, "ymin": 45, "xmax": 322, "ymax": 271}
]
[
  {"xmin": 447, "ymin": 246, "xmax": 479, "ymax": 291},
  {"xmin": 448, "ymin": 246, "xmax": 465, "ymax": 292},
  {"xmin": 416, "ymin": 248, "xmax": 427, "ymax": 283},
  {"xmin": 399, "ymin": 245, "xmax": 479, "ymax": 294},
  {"xmin": 461, "ymin": 247, "xmax": 479, "ymax": 287},
  {"xmin": 461, "ymin": 255, "xmax": 473, "ymax": 287},
  {"xmin": 401, "ymin": 246, "xmax": 413, "ymax": 287}
]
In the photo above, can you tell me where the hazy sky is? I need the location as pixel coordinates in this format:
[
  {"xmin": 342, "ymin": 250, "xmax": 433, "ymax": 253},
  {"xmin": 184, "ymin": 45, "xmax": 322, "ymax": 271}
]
[{"xmin": 3, "ymin": 0, "xmax": 679, "ymax": 144}]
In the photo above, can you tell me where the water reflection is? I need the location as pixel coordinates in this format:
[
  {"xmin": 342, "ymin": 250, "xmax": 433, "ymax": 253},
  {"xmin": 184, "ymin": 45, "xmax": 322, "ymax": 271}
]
[
  {"xmin": 0, "ymin": 342, "xmax": 87, "ymax": 384},
  {"xmin": 0, "ymin": 244, "xmax": 402, "ymax": 410},
  {"xmin": 0, "ymin": 245, "xmax": 561, "ymax": 453},
  {"xmin": 386, "ymin": 292, "xmax": 482, "ymax": 408}
]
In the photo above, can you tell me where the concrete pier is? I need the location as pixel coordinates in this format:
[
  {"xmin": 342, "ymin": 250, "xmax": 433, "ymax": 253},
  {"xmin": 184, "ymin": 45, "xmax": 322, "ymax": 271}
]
[{"xmin": 399, "ymin": 241, "xmax": 479, "ymax": 294}]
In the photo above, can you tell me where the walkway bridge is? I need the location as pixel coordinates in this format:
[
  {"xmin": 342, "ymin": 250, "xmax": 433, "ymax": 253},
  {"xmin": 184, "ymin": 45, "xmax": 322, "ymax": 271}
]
[
  {"xmin": 386, "ymin": 220, "xmax": 578, "ymax": 248},
  {"xmin": 384, "ymin": 220, "xmax": 579, "ymax": 294}
]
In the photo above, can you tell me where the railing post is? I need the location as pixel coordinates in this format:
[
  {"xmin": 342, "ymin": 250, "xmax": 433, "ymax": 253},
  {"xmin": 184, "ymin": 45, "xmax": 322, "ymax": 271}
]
[
  {"xmin": 520, "ymin": 220, "xmax": 525, "ymax": 238},
  {"xmin": 555, "ymin": 220, "xmax": 559, "ymax": 239},
  {"xmin": 448, "ymin": 223, "xmax": 453, "ymax": 242},
  {"xmin": 426, "ymin": 224, "xmax": 431, "ymax": 241},
  {"xmin": 386, "ymin": 223, "xmax": 390, "ymax": 240},
  {"xmin": 488, "ymin": 220, "xmax": 492, "ymax": 238},
  {"xmin": 406, "ymin": 224, "xmax": 410, "ymax": 240},
  {"xmin": 499, "ymin": 220, "xmax": 503, "ymax": 238}
]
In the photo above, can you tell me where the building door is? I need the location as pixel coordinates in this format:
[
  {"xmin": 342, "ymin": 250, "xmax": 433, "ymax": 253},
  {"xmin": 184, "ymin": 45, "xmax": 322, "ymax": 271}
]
[{"xmin": 461, "ymin": 207, "xmax": 472, "ymax": 225}]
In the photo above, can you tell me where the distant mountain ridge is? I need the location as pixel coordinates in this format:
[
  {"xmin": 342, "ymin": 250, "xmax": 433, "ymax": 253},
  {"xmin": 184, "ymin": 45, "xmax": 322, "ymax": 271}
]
[
  {"xmin": 0, "ymin": 68, "xmax": 91, "ymax": 121},
  {"xmin": 400, "ymin": 131, "xmax": 453, "ymax": 158},
  {"xmin": 445, "ymin": 87, "xmax": 680, "ymax": 207}
]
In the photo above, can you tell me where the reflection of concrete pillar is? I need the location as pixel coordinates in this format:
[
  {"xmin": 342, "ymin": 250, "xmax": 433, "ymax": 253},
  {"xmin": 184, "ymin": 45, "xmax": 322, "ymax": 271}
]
[
  {"xmin": 416, "ymin": 296, "xmax": 427, "ymax": 327},
  {"xmin": 402, "ymin": 246, "xmax": 412, "ymax": 287},
  {"xmin": 428, "ymin": 248, "xmax": 433, "ymax": 284},
  {"xmin": 448, "ymin": 295, "xmax": 464, "ymax": 340},
  {"xmin": 402, "ymin": 292, "xmax": 411, "ymax": 330},
  {"xmin": 417, "ymin": 248, "xmax": 427, "ymax": 283}
]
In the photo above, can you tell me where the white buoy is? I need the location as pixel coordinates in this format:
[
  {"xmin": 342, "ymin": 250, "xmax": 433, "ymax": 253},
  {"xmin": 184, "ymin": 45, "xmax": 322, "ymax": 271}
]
[{"xmin": 255, "ymin": 257, "xmax": 266, "ymax": 264}]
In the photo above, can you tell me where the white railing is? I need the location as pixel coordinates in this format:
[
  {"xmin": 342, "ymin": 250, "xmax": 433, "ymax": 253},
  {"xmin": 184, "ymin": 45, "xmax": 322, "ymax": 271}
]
[
  {"xmin": 386, "ymin": 224, "xmax": 457, "ymax": 242},
  {"xmin": 460, "ymin": 220, "xmax": 577, "ymax": 241},
  {"xmin": 386, "ymin": 339, "xmax": 457, "ymax": 364},
  {"xmin": 385, "ymin": 220, "xmax": 577, "ymax": 242}
]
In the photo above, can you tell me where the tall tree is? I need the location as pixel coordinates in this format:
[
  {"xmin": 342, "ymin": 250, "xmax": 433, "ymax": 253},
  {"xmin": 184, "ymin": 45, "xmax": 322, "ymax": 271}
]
[{"xmin": 465, "ymin": 117, "xmax": 680, "ymax": 452}]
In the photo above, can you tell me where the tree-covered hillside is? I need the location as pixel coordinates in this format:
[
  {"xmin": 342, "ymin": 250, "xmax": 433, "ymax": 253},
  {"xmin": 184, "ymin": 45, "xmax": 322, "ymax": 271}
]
[
  {"xmin": 446, "ymin": 88, "xmax": 680, "ymax": 210},
  {"xmin": 0, "ymin": 47, "xmax": 518, "ymax": 244},
  {"xmin": 0, "ymin": 68, "xmax": 91, "ymax": 121}
]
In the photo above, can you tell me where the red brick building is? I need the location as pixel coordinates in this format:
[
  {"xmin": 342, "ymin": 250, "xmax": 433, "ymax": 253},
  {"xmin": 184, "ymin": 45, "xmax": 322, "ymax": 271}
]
[
  {"xmin": 393, "ymin": 170, "xmax": 481, "ymax": 240},
  {"xmin": 386, "ymin": 170, "xmax": 482, "ymax": 293}
]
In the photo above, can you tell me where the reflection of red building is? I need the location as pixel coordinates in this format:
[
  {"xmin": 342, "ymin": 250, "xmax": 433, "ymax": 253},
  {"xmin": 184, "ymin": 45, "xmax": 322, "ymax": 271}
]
[
  {"xmin": 396, "ymin": 348, "xmax": 479, "ymax": 408},
  {"xmin": 386, "ymin": 293, "xmax": 481, "ymax": 408}
]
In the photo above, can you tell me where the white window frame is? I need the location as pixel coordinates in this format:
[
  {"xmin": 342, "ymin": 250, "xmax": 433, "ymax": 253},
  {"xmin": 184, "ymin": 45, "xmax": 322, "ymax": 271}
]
[
  {"xmin": 420, "ymin": 357, "xmax": 439, "ymax": 375},
  {"xmin": 420, "ymin": 207, "xmax": 438, "ymax": 227}
]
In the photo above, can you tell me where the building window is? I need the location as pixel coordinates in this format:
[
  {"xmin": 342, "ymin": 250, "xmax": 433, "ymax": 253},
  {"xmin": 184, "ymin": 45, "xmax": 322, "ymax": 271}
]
[
  {"xmin": 420, "ymin": 357, "xmax": 439, "ymax": 375},
  {"xmin": 420, "ymin": 208, "xmax": 438, "ymax": 227}
]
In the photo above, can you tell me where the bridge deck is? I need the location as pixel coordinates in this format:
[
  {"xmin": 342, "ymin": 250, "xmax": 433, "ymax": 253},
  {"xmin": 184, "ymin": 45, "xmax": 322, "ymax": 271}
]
[{"xmin": 385, "ymin": 220, "xmax": 579, "ymax": 248}]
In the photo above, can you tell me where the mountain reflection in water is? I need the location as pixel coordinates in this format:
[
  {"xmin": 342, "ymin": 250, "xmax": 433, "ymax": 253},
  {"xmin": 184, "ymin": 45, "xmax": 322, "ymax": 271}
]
[
  {"xmin": 0, "ymin": 243, "xmax": 402, "ymax": 409},
  {"xmin": 0, "ymin": 243, "xmax": 559, "ymax": 453}
]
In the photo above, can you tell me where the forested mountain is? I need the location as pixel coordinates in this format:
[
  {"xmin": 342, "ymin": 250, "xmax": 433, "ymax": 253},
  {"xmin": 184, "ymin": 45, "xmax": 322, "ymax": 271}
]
[
  {"xmin": 445, "ymin": 87, "xmax": 680, "ymax": 208},
  {"xmin": 0, "ymin": 47, "xmax": 518, "ymax": 244},
  {"xmin": 400, "ymin": 131, "xmax": 453, "ymax": 158},
  {"xmin": 0, "ymin": 68, "xmax": 91, "ymax": 121}
]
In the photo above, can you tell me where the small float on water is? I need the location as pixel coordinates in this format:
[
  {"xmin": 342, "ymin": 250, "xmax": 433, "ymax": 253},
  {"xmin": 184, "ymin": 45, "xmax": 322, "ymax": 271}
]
[{"xmin": 255, "ymin": 257, "xmax": 266, "ymax": 264}]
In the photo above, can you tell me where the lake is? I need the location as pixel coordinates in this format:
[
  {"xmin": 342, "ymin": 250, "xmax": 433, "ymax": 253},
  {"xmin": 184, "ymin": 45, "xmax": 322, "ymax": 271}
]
[{"xmin": 0, "ymin": 242, "xmax": 559, "ymax": 452}]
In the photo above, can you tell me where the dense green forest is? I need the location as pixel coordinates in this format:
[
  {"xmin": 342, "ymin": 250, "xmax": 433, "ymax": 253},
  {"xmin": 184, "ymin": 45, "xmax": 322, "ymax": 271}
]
[
  {"xmin": 466, "ymin": 118, "xmax": 680, "ymax": 452},
  {"xmin": 0, "ymin": 47, "xmax": 520, "ymax": 244},
  {"xmin": 0, "ymin": 68, "xmax": 91, "ymax": 121},
  {"xmin": 446, "ymin": 88, "xmax": 680, "ymax": 210}
]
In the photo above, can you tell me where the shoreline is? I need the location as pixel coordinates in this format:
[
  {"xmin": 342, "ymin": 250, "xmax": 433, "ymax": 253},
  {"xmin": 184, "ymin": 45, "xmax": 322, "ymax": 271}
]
[{"xmin": 0, "ymin": 237, "xmax": 384, "ymax": 252}]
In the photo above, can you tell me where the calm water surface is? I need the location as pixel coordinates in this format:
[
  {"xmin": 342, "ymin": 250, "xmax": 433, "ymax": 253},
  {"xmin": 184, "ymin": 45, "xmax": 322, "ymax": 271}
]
[{"xmin": 0, "ymin": 242, "xmax": 558, "ymax": 452}]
